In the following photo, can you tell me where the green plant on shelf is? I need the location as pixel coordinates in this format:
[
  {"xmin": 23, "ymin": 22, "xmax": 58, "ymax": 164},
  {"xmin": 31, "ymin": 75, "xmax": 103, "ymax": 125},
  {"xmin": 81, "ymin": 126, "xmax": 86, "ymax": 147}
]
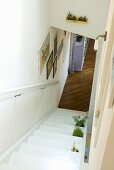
[
  {"xmin": 66, "ymin": 12, "xmax": 88, "ymax": 23},
  {"xmin": 73, "ymin": 127, "xmax": 84, "ymax": 137},
  {"xmin": 78, "ymin": 16, "xmax": 88, "ymax": 22},
  {"xmin": 66, "ymin": 12, "xmax": 77, "ymax": 21},
  {"xmin": 73, "ymin": 115, "xmax": 88, "ymax": 127}
]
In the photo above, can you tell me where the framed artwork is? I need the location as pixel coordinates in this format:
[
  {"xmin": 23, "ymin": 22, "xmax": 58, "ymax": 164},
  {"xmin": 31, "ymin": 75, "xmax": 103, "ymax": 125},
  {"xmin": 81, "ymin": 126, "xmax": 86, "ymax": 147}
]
[
  {"xmin": 53, "ymin": 56, "xmax": 57, "ymax": 78},
  {"xmin": 57, "ymin": 39, "xmax": 64, "ymax": 59},
  {"xmin": 46, "ymin": 51, "xmax": 53, "ymax": 79},
  {"xmin": 54, "ymin": 33, "xmax": 57, "ymax": 59},
  {"xmin": 39, "ymin": 32, "xmax": 50, "ymax": 75}
]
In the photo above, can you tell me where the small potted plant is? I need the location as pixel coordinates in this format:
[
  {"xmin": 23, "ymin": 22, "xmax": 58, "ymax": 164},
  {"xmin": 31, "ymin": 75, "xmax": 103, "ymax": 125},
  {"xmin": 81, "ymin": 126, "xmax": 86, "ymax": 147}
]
[
  {"xmin": 71, "ymin": 15, "xmax": 76, "ymax": 21},
  {"xmin": 73, "ymin": 115, "xmax": 88, "ymax": 127},
  {"xmin": 66, "ymin": 12, "xmax": 77, "ymax": 21},
  {"xmin": 83, "ymin": 16, "xmax": 88, "ymax": 22},
  {"xmin": 78, "ymin": 16, "xmax": 88, "ymax": 22},
  {"xmin": 73, "ymin": 127, "xmax": 84, "ymax": 137},
  {"xmin": 66, "ymin": 12, "xmax": 73, "ymax": 20}
]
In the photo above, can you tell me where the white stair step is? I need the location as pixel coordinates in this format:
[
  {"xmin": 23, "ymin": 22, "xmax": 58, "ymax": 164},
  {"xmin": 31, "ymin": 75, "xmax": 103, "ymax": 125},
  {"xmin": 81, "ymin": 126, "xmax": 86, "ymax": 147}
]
[
  {"xmin": 52, "ymin": 112, "xmax": 75, "ymax": 118},
  {"xmin": 52, "ymin": 111, "xmax": 86, "ymax": 120},
  {"xmin": 55, "ymin": 110, "xmax": 78, "ymax": 116},
  {"xmin": 10, "ymin": 152, "xmax": 78, "ymax": 170},
  {"xmin": 19, "ymin": 143, "xmax": 81, "ymax": 163},
  {"xmin": 49, "ymin": 114, "xmax": 74, "ymax": 122},
  {"xmin": 27, "ymin": 136, "xmax": 83, "ymax": 151},
  {"xmin": 45, "ymin": 118, "xmax": 75, "ymax": 126},
  {"xmin": 39, "ymin": 124, "xmax": 85, "ymax": 136},
  {"xmin": 31, "ymin": 133, "xmax": 83, "ymax": 148},
  {"xmin": 46, "ymin": 117, "xmax": 74, "ymax": 125},
  {"xmin": 34, "ymin": 130, "xmax": 83, "ymax": 144},
  {"xmin": 42, "ymin": 121, "xmax": 86, "ymax": 132},
  {"xmin": 42, "ymin": 121, "xmax": 75, "ymax": 130},
  {"xmin": 0, "ymin": 164, "xmax": 30, "ymax": 170},
  {"xmin": 39, "ymin": 124, "xmax": 73, "ymax": 135},
  {"xmin": 55, "ymin": 109, "xmax": 86, "ymax": 116}
]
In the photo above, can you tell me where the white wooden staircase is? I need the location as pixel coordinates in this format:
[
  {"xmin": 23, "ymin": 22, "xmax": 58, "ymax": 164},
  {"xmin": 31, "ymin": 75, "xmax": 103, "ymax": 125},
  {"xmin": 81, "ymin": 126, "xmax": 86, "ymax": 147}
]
[{"xmin": 0, "ymin": 109, "xmax": 88, "ymax": 170}]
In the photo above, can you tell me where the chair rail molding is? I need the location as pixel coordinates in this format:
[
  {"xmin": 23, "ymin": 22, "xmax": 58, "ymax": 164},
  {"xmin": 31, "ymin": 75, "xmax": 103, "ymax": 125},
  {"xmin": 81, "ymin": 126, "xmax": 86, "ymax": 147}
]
[{"xmin": 0, "ymin": 81, "xmax": 59, "ymax": 102}]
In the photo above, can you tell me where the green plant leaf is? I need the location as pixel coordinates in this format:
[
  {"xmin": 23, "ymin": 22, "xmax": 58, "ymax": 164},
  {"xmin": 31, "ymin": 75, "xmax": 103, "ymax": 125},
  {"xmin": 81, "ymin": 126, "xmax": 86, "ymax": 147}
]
[{"xmin": 73, "ymin": 127, "xmax": 83, "ymax": 137}]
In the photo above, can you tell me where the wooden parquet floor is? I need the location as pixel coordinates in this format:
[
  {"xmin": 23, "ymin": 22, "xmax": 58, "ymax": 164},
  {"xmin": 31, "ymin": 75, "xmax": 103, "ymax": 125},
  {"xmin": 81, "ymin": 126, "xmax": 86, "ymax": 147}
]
[{"xmin": 59, "ymin": 39, "xmax": 96, "ymax": 112}]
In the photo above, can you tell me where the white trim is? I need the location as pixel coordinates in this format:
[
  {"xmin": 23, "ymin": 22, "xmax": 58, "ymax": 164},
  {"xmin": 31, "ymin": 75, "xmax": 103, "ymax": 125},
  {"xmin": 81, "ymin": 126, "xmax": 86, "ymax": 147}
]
[{"xmin": 0, "ymin": 81, "xmax": 59, "ymax": 102}]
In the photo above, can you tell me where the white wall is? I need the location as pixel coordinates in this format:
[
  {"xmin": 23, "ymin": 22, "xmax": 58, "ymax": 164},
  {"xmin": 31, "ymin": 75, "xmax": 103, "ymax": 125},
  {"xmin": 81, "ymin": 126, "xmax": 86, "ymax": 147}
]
[
  {"xmin": 0, "ymin": 1, "xmax": 71, "ymax": 155},
  {"xmin": 0, "ymin": 28, "xmax": 70, "ymax": 154},
  {"xmin": 0, "ymin": 0, "xmax": 51, "ymax": 92},
  {"xmin": 0, "ymin": 85, "xmax": 58, "ymax": 155},
  {"xmin": 51, "ymin": 0, "xmax": 110, "ymax": 39},
  {"xmin": 39, "ymin": 27, "xmax": 70, "ymax": 101}
]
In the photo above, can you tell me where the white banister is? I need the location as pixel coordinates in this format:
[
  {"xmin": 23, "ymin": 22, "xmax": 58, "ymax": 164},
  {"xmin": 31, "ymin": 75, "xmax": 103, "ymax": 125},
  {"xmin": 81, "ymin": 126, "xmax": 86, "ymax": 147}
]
[{"xmin": 0, "ymin": 81, "xmax": 59, "ymax": 102}]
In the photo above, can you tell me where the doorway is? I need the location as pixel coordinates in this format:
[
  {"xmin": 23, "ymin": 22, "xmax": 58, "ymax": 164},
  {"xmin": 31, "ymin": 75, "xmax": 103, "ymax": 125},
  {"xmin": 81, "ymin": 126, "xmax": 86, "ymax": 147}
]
[{"xmin": 59, "ymin": 34, "xmax": 96, "ymax": 112}]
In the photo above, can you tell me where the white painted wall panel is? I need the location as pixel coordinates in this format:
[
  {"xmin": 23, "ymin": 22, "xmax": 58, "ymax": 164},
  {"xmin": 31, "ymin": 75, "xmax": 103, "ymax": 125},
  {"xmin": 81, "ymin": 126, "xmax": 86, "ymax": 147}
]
[
  {"xmin": 0, "ymin": 0, "xmax": 51, "ymax": 92},
  {"xmin": 51, "ymin": 0, "xmax": 110, "ymax": 39},
  {"xmin": 0, "ymin": 0, "xmax": 71, "ymax": 155}
]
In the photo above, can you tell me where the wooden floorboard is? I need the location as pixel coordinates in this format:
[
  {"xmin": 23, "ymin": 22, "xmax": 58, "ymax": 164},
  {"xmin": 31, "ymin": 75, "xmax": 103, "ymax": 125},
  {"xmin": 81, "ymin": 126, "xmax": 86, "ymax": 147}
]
[{"xmin": 59, "ymin": 39, "xmax": 96, "ymax": 112}]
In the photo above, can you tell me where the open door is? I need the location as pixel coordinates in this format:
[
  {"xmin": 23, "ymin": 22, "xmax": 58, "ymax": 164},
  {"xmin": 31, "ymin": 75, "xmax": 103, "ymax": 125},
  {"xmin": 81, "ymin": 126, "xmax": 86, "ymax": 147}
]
[
  {"xmin": 88, "ymin": 37, "xmax": 105, "ymax": 133},
  {"xmin": 88, "ymin": 1, "xmax": 114, "ymax": 168},
  {"xmin": 93, "ymin": 1, "xmax": 114, "ymax": 146}
]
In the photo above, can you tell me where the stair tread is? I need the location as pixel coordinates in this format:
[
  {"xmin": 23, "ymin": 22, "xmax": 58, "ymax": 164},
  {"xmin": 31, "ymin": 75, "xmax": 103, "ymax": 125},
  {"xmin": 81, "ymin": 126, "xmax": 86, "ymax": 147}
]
[
  {"xmin": 49, "ymin": 115, "xmax": 74, "ymax": 121},
  {"xmin": 27, "ymin": 136, "xmax": 83, "ymax": 151},
  {"xmin": 41, "ymin": 122, "xmax": 86, "ymax": 132},
  {"xmin": 19, "ymin": 143, "xmax": 81, "ymax": 163},
  {"xmin": 44, "ymin": 118, "xmax": 74, "ymax": 126},
  {"xmin": 10, "ymin": 152, "xmax": 78, "ymax": 170},
  {"xmin": 39, "ymin": 124, "xmax": 73, "ymax": 135},
  {"xmin": 56, "ymin": 108, "xmax": 86, "ymax": 115},
  {"xmin": 44, "ymin": 117, "xmax": 74, "ymax": 125},
  {"xmin": 34, "ymin": 129, "xmax": 83, "ymax": 143},
  {"xmin": 43, "ymin": 121, "xmax": 75, "ymax": 129},
  {"xmin": 39, "ymin": 124, "xmax": 85, "ymax": 136},
  {"xmin": 29, "ymin": 134, "xmax": 83, "ymax": 146},
  {"xmin": 51, "ymin": 113, "xmax": 85, "ymax": 121}
]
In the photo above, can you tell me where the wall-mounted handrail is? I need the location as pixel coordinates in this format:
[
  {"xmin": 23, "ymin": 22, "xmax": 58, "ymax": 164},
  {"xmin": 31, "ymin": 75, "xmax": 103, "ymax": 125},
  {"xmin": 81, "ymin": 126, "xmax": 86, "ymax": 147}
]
[{"xmin": 0, "ymin": 81, "xmax": 59, "ymax": 102}]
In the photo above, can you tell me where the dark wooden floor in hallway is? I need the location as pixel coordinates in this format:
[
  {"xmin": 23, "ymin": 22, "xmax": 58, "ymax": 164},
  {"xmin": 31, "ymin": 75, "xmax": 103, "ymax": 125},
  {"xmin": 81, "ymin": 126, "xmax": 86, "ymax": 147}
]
[{"xmin": 59, "ymin": 39, "xmax": 96, "ymax": 112}]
